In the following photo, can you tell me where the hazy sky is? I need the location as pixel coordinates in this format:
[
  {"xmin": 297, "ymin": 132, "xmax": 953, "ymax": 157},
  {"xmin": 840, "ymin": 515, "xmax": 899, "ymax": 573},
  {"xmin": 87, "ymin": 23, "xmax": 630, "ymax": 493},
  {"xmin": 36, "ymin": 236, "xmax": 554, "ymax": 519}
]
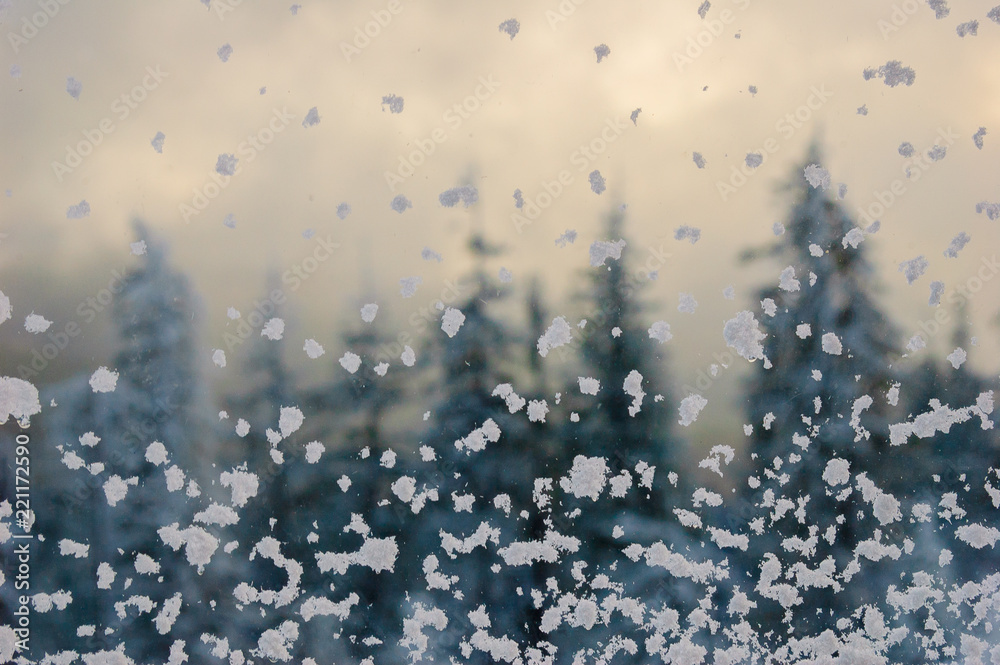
[{"xmin": 2, "ymin": 0, "xmax": 1000, "ymax": 441}]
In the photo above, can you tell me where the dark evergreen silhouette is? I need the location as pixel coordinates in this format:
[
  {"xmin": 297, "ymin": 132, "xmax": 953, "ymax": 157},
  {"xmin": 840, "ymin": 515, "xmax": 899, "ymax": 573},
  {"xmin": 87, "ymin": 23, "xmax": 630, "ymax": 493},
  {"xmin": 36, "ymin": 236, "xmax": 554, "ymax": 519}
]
[
  {"xmin": 899, "ymin": 314, "xmax": 1000, "ymax": 581},
  {"xmin": 7, "ymin": 193, "xmax": 999, "ymax": 664},
  {"xmin": 404, "ymin": 232, "xmax": 545, "ymax": 663},
  {"xmin": 740, "ymin": 144, "xmax": 904, "ymax": 642},
  {"xmin": 28, "ymin": 221, "xmax": 205, "ymax": 662},
  {"xmin": 301, "ymin": 318, "xmax": 411, "ymax": 664},
  {"xmin": 558, "ymin": 207, "xmax": 695, "ymax": 659}
]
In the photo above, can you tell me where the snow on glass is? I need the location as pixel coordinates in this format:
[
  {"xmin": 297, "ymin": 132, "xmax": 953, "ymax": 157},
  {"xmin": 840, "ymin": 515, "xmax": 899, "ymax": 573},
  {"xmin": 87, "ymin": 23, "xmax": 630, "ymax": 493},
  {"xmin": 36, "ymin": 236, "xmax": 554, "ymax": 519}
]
[
  {"xmin": 10, "ymin": 235, "xmax": 997, "ymax": 664},
  {"xmin": 2, "ymin": 12, "xmax": 999, "ymax": 665}
]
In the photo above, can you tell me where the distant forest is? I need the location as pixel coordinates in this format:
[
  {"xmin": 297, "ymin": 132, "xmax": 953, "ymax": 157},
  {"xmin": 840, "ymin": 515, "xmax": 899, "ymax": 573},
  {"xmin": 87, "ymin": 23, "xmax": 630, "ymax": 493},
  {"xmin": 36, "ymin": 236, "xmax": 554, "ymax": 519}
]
[{"xmin": 1, "ymin": 146, "xmax": 998, "ymax": 664}]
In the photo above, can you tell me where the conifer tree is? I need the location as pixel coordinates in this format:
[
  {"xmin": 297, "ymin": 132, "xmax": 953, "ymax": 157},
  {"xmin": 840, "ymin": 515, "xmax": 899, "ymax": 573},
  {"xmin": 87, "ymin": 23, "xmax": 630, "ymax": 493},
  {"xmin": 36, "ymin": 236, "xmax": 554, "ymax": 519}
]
[
  {"xmin": 899, "ymin": 313, "xmax": 999, "ymax": 585},
  {"xmin": 301, "ymin": 319, "xmax": 411, "ymax": 663},
  {"xmin": 557, "ymin": 207, "xmax": 693, "ymax": 657},
  {"xmin": 213, "ymin": 279, "xmax": 304, "ymax": 657},
  {"xmin": 406, "ymin": 232, "xmax": 543, "ymax": 662},
  {"xmin": 32, "ymin": 221, "xmax": 206, "ymax": 662},
  {"xmin": 741, "ymin": 144, "xmax": 902, "ymax": 640},
  {"xmin": 568, "ymin": 207, "xmax": 681, "ymax": 516}
]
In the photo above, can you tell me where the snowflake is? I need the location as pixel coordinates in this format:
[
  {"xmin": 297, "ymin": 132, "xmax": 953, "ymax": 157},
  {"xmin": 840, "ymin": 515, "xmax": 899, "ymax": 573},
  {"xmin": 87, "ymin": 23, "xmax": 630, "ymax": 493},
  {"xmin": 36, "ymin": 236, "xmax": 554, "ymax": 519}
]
[
  {"xmin": 675, "ymin": 226, "xmax": 701, "ymax": 243},
  {"xmin": 578, "ymin": 377, "xmax": 601, "ymax": 395},
  {"xmin": 678, "ymin": 394, "xmax": 708, "ymax": 427},
  {"xmin": 803, "ymin": 164, "xmax": 830, "ymax": 190},
  {"xmin": 381, "ymin": 94, "xmax": 404, "ymax": 113},
  {"xmin": 589, "ymin": 170, "xmax": 606, "ymax": 194},
  {"xmin": 973, "ymin": 127, "xmax": 987, "ymax": 150},
  {"xmin": 498, "ymin": 18, "xmax": 520, "ymax": 39},
  {"xmin": 67, "ymin": 200, "xmax": 90, "ymax": 219},
  {"xmin": 537, "ymin": 316, "xmax": 573, "ymax": 356},
  {"xmin": 648, "ymin": 321, "xmax": 672, "ymax": 343},
  {"xmin": 561, "ymin": 456, "xmax": 609, "ymax": 501},
  {"xmin": 527, "ymin": 399, "xmax": 549, "ymax": 423},
  {"xmin": 215, "ymin": 153, "xmax": 238, "ymax": 176},
  {"xmin": 302, "ymin": 107, "xmax": 320, "ymax": 127},
  {"xmin": 943, "ymin": 232, "xmax": 970, "ymax": 258},
  {"xmin": 339, "ymin": 352, "xmax": 362, "ymax": 374},
  {"xmin": 390, "ymin": 195, "xmax": 412, "ymax": 213},
  {"xmin": 261, "ymin": 318, "xmax": 285, "ymax": 340},
  {"xmin": 678, "ymin": 293, "xmax": 698, "ymax": 313},
  {"xmin": 863, "ymin": 60, "xmax": 916, "ymax": 87},
  {"xmin": 779, "ymin": 266, "xmax": 800, "ymax": 292},
  {"xmin": 303, "ymin": 339, "xmax": 325, "ymax": 359},
  {"xmin": 89, "ymin": 367, "xmax": 119, "ymax": 393},
  {"xmin": 24, "ymin": 313, "xmax": 52, "ymax": 333},
  {"xmin": 439, "ymin": 186, "xmax": 479, "ymax": 208},
  {"xmin": 821, "ymin": 332, "xmax": 843, "ymax": 355},
  {"xmin": 898, "ymin": 256, "xmax": 928, "ymax": 284},
  {"xmin": 723, "ymin": 311, "xmax": 766, "ymax": 362},
  {"xmin": 66, "ymin": 76, "xmax": 82, "ymax": 99},
  {"xmin": 441, "ymin": 307, "xmax": 465, "ymax": 337},
  {"xmin": 589, "ymin": 239, "xmax": 626, "ymax": 266}
]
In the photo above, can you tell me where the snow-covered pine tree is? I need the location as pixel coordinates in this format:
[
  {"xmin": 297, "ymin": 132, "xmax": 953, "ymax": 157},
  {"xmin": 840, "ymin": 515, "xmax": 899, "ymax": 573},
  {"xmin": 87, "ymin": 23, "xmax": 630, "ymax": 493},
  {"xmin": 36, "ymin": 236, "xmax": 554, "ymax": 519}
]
[
  {"xmin": 405, "ymin": 232, "xmax": 543, "ymax": 663},
  {"xmin": 18, "ymin": 374, "xmax": 107, "ymax": 655},
  {"xmin": 300, "ymin": 319, "xmax": 411, "ymax": 663},
  {"xmin": 557, "ymin": 207, "xmax": 693, "ymax": 655},
  {"xmin": 31, "ymin": 221, "xmax": 206, "ymax": 662},
  {"xmin": 208, "ymin": 278, "xmax": 305, "ymax": 658},
  {"xmin": 898, "ymin": 313, "xmax": 999, "ymax": 587},
  {"xmin": 568, "ymin": 207, "xmax": 682, "ymax": 507},
  {"xmin": 107, "ymin": 221, "xmax": 212, "ymax": 661},
  {"xmin": 740, "ymin": 143, "xmax": 903, "ymax": 642},
  {"xmin": 519, "ymin": 277, "xmax": 566, "ymax": 650},
  {"xmin": 212, "ymin": 276, "xmax": 363, "ymax": 662}
]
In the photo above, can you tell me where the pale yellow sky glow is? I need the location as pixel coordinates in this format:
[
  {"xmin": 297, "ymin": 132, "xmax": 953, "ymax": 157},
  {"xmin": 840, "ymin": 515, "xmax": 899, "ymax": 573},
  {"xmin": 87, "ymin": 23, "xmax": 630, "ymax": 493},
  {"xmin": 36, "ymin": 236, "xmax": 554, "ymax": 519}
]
[{"xmin": 2, "ymin": 0, "xmax": 1000, "ymax": 429}]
